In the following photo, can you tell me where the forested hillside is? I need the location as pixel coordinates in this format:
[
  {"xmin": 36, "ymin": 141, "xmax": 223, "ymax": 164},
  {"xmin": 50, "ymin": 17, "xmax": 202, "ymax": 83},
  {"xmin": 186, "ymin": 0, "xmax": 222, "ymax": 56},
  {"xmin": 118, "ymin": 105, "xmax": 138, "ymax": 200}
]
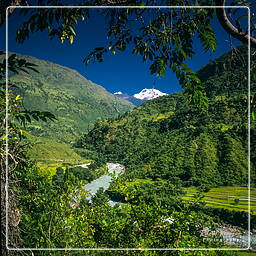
[
  {"xmin": 3, "ymin": 1, "xmax": 256, "ymax": 252},
  {"xmin": 3, "ymin": 53, "xmax": 134, "ymax": 143},
  {"xmin": 78, "ymin": 46, "xmax": 255, "ymax": 188}
]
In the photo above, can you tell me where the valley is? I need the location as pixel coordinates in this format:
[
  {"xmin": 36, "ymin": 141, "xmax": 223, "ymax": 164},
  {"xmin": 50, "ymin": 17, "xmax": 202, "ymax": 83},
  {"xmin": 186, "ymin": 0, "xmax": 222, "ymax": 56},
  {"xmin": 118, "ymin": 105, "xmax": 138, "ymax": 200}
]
[{"xmin": 5, "ymin": 46, "xmax": 256, "ymax": 252}]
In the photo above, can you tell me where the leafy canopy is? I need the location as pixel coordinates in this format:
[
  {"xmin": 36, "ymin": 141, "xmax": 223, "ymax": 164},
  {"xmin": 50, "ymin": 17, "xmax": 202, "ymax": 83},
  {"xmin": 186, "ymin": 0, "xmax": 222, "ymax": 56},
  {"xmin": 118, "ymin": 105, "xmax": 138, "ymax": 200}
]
[{"xmin": 9, "ymin": 0, "xmax": 255, "ymax": 111}]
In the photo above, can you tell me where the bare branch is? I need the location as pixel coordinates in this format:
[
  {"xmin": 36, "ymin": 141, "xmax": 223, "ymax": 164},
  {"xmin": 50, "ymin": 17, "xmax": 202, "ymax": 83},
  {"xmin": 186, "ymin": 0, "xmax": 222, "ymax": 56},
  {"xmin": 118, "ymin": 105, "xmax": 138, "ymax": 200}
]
[{"xmin": 215, "ymin": 0, "xmax": 256, "ymax": 48}]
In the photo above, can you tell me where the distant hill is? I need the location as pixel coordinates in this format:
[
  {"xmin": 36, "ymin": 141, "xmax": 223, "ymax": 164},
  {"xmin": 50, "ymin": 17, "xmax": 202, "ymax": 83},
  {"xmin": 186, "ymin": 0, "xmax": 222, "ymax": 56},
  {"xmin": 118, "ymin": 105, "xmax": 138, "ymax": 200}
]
[
  {"xmin": 78, "ymin": 46, "xmax": 255, "ymax": 188},
  {"xmin": 5, "ymin": 53, "xmax": 134, "ymax": 144}
]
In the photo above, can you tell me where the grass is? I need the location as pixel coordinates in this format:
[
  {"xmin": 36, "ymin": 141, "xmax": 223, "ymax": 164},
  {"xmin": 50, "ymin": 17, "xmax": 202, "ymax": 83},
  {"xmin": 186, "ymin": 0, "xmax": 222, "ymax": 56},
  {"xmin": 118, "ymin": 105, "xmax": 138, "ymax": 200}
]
[
  {"xmin": 28, "ymin": 136, "xmax": 88, "ymax": 163},
  {"xmin": 124, "ymin": 178, "xmax": 154, "ymax": 187},
  {"xmin": 36, "ymin": 162, "xmax": 63, "ymax": 177},
  {"xmin": 183, "ymin": 186, "xmax": 256, "ymax": 214},
  {"xmin": 8, "ymin": 53, "xmax": 134, "ymax": 144},
  {"xmin": 27, "ymin": 136, "xmax": 90, "ymax": 177},
  {"xmin": 237, "ymin": 252, "xmax": 256, "ymax": 256}
]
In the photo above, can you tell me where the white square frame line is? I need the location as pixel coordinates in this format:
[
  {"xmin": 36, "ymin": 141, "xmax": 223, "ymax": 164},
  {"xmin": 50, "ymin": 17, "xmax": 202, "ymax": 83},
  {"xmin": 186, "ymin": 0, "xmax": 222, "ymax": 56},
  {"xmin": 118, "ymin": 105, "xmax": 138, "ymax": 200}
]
[{"xmin": 5, "ymin": 5, "xmax": 251, "ymax": 251}]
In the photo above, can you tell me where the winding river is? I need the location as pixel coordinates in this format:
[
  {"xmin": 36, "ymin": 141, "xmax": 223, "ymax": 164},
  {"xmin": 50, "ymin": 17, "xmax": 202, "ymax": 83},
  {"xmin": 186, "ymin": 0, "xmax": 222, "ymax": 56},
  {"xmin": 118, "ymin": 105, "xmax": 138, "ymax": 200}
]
[
  {"xmin": 81, "ymin": 162, "xmax": 256, "ymax": 248},
  {"xmin": 83, "ymin": 163, "xmax": 124, "ymax": 206}
]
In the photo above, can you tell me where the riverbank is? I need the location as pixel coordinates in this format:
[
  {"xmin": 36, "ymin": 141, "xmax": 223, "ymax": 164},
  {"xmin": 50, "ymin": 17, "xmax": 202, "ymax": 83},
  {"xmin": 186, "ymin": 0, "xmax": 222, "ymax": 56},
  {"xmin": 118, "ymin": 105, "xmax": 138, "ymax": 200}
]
[{"xmin": 83, "ymin": 163, "xmax": 125, "ymax": 203}]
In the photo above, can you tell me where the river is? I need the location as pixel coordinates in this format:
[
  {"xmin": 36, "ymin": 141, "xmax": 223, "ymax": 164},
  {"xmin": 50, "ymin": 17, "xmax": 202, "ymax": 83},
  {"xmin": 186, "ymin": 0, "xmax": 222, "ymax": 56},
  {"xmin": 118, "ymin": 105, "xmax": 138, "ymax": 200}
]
[
  {"xmin": 81, "ymin": 162, "xmax": 256, "ymax": 248},
  {"xmin": 83, "ymin": 163, "xmax": 124, "ymax": 206}
]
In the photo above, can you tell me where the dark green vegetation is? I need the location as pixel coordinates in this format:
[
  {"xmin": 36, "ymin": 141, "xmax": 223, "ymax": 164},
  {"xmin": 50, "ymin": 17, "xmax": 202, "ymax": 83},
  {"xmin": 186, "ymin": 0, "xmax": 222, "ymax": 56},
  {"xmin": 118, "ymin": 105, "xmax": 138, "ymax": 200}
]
[
  {"xmin": 2, "ymin": 1, "xmax": 256, "ymax": 254},
  {"xmin": 18, "ymin": 162, "xmax": 228, "ymax": 253},
  {"xmin": 78, "ymin": 46, "xmax": 255, "ymax": 190},
  {"xmin": 3, "ymin": 53, "xmax": 134, "ymax": 144},
  {"xmin": 2, "ymin": 51, "xmax": 245, "ymax": 255}
]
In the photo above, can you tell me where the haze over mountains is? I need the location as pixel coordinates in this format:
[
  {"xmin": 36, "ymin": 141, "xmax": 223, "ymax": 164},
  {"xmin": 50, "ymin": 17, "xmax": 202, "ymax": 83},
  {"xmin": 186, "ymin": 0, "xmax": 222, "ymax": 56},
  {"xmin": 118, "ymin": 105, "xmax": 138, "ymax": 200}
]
[{"xmin": 4, "ymin": 53, "xmax": 134, "ymax": 144}]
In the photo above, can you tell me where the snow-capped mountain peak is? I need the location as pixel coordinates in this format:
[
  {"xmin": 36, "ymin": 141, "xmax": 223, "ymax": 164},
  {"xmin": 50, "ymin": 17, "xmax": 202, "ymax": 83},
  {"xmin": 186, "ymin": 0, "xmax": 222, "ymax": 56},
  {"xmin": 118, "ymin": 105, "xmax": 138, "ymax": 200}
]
[
  {"xmin": 113, "ymin": 88, "xmax": 168, "ymax": 106},
  {"xmin": 133, "ymin": 88, "xmax": 167, "ymax": 100},
  {"xmin": 114, "ymin": 91, "xmax": 124, "ymax": 95}
]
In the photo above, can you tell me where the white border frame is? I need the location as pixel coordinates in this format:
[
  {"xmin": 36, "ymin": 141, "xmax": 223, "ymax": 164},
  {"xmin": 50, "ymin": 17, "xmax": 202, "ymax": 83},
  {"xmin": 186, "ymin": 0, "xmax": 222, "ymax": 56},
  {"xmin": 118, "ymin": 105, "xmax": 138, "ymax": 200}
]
[{"xmin": 5, "ymin": 5, "xmax": 251, "ymax": 251}]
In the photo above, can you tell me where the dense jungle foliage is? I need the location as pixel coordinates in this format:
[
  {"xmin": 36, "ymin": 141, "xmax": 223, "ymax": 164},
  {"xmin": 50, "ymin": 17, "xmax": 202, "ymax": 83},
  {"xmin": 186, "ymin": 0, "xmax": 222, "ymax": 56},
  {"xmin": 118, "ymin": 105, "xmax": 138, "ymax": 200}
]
[
  {"xmin": 77, "ymin": 46, "xmax": 255, "ymax": 189},
  {"xmin": 1, "ymin": 51, "xmax": 244, "ymax": 256},
  {"xmin": 2, "ymin": 1, "xmax": 256, "ymax": 254}
]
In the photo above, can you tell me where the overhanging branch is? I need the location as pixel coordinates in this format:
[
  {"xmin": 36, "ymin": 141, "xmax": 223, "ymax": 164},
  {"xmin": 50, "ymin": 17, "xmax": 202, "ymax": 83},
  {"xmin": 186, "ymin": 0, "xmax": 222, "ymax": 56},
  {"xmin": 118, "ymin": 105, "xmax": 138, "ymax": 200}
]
[
  {"xmin": 215, "ymin": 0, "xmax": 256, "ymax": 48},
  {"xmin": 0, "ymin": 0, "xmax": 27, "ymax": 26}
]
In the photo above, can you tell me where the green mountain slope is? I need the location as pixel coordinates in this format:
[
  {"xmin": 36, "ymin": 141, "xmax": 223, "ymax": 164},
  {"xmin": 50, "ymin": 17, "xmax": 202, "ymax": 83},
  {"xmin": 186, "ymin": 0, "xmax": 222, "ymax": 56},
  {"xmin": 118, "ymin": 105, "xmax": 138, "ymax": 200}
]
[
  {"xmin": 78, "ymin": 46, "xmax": 255, "ymax": 188},
  {"xmin": 6, "ymin": 53, "xmax": 134, "ymax": 143}
]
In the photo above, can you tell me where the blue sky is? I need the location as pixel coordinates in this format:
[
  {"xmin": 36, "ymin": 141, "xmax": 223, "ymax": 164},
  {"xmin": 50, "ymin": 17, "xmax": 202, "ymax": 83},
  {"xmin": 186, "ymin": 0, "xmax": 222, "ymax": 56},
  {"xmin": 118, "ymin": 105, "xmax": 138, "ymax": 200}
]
[{"xmin": 3, "ymin": 7, "xmax": 243, "ymax": 95}]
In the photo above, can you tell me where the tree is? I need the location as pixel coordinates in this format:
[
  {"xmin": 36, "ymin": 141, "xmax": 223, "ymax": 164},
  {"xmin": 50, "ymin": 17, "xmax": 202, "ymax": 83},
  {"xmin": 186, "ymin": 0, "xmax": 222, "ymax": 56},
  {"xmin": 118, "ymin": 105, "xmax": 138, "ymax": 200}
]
[
  {"xmin": 1, "ymin": 0, "xmax": 255, "ymax": 111},
  {"xmin": 0, "ymin": 0, "xmax": 254, "ymax": 253},
  {"xmin": 215, "ymin": 0, "xmax": 256, "ymax": 47},
  {"xmin": 0, "ymin": 52, "xmax": 56, "ymax": 254}
]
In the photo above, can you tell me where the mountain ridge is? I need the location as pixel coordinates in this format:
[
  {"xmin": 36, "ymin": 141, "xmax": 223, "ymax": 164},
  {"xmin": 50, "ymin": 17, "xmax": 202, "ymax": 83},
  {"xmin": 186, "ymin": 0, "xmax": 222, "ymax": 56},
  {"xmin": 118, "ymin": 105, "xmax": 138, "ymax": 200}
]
[
  {"xmin": 77, "ymin": 46, "xmax": 255, "ymax": 188},
  {"xmin": 4, "ymin": 52, "xmax": 135, "ymax": 144}
]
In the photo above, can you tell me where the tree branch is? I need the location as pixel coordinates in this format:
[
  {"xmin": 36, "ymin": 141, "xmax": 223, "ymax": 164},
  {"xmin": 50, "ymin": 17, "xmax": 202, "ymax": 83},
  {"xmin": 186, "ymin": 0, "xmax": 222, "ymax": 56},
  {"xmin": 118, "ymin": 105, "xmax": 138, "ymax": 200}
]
[
  {"xmin": 215, "ymin": 0, "xmax": 256, "ymax": 48},
  {"xmin": 0, "ymin": 0, "xmax": 28, "ymax": 26}
]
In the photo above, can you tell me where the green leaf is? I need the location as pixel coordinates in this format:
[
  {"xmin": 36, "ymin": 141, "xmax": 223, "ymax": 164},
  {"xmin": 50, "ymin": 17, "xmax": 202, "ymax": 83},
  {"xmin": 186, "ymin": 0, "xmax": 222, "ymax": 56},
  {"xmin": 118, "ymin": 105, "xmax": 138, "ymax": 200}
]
[
  {"xmin": 69, "ymin": 35, "xmax": 74, "ymax": 44},
  {"xmin": 252, "ymin": 111, "xmax": 255, "ymax": 120},
  {"xmin": 69, "ymin": 26, "xmax": 76, "ymax": 36}
]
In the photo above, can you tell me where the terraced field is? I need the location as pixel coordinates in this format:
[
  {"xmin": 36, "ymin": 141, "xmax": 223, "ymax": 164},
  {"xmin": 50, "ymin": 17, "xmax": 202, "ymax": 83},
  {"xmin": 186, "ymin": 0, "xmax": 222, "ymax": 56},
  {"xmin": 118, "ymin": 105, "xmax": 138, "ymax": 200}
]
[
  {"xmin": 27, "ymin": 136, "xmax": 90, "ymax": 177},
  {"xmin": 237, "ymin": 252, "xmax": 256, "ymax": 256},
  {"xmin": 28, "ymin": 136, "xmax": 87, "ymax": 163},
  {"xmin": 183, "ymin": 186, "xmax": 256, "ymax": 214}
]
